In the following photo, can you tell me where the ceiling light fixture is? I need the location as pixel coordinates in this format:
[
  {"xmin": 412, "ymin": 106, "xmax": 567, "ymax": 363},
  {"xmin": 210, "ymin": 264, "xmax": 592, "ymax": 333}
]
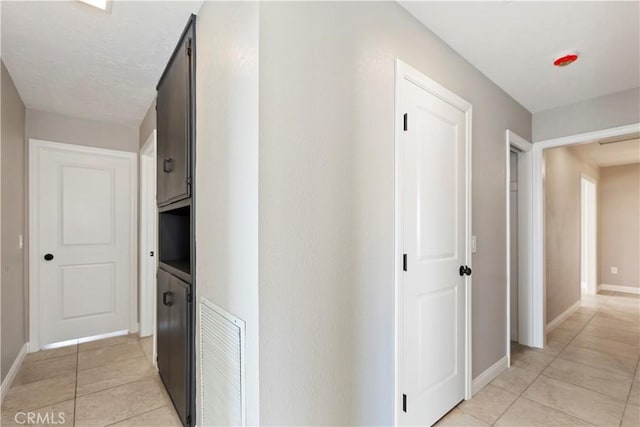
[
  {"xmin": 553, "ymin": 53, "xmax": 579, "ymax": 67},
  {"xmin": 78, "ymin": 0, "xmax": 111, "ymax": 12}
]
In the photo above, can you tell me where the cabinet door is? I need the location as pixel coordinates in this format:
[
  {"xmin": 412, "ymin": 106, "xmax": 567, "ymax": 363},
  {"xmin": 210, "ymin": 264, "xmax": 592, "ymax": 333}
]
[
  {"xmin": 156, "ymin": 26, "xmax": 193, "ymax": 206},
  {"xmin": 156, "ymin": 269, "xmax": 173, "ymax": 392},
  {"xmin": 169, "ymin": 276, "xmax": 191, "ymax": 426}
]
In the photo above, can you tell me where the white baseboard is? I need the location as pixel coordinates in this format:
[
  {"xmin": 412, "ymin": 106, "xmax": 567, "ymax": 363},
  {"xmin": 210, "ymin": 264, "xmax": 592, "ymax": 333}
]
[
  {"xmin": 1, "ymin": 343, "xmax": 28, "ymax": 402},
  {"xmin": 472, "ymin": 355, "xmax": 508, "ymax": 396},
  {"xmin": 546, "ymin": 300, "xmax": 581, "ymax": 334},
  {"xmin": 598, "ymin": 284, "xmax": 640, "ymax": 295}
]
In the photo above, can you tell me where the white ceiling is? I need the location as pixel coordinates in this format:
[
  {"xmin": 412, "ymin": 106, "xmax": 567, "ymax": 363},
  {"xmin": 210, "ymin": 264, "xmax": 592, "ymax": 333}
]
[
  {"xmin": 1, "ymin": 1, "xmax": 202, "ymax": 126},
  {"xmin": 400, "ymin": 1, "xmax": 640, "ymax": 113},
  {"xmin": 569, "ymin": 138, "xmax": 640, "ymax": 168}
]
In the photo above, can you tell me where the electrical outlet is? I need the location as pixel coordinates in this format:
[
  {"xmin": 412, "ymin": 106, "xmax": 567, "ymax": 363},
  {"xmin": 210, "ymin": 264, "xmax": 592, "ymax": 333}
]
[
  {"xmin": 471, "ymin": 236, "xmax": 477, "ymax": 253},
  {"xmin": 611, "ymin": 266, "xmax": 618, "ymax": 275}
]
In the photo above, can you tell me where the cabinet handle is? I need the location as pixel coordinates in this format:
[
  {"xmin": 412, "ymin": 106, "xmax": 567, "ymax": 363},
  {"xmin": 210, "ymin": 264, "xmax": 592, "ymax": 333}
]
[
  {"xmin": 163, "ymin": 158, "xmax": 174, "ymax": 173},
  {"xmin": 162, "ymin": 291, "xmax": 173, "ymax": 306}
]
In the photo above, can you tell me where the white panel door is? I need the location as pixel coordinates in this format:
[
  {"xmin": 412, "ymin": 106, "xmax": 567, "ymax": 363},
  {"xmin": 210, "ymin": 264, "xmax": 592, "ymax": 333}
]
[
  {"xmin": 34, "ymin": 141, "xmax": 135, "ymax": 346},
  {"xmin": 399, "ymin": 74, "xmax": 470, "ymax": 426}
]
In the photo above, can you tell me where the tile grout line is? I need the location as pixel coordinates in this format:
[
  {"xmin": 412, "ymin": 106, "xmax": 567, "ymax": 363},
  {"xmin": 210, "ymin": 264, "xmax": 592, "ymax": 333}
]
[
  {"xmin": 76, "ymin": 353, "xmax": 148, "ymax": 375},
  {"xmin": 102, "ymin": 404, "xmax": 168, "ymax": 427},
  {"xmin": 74, "ymin": 374, "xmax": 157, "ymax": 400},
  {"xmin": 621, "ymin": 354, "xmax": 640, "ymax": 426}
]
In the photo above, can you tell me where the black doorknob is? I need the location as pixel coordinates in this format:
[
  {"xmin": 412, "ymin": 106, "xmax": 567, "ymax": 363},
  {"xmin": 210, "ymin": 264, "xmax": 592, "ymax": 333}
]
[
  {"xmin": 44, "ymin": 253, "xmax": 54, "ymax": 261},
  {"xmin": 459, "ymin": 265, "xmax": 472, "ymax": 276}
]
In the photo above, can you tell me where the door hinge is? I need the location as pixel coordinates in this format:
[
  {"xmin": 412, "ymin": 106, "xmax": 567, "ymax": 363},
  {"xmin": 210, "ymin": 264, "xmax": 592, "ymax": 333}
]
[
  {"xmin": 187, "ymin": 293, "xmax": 193, "ymax": 303},
  {"xmin": 402, "ymin": 394, "xmax": 407, "ymax": 412},
  {"xmin": 403, "ymin": 254, "xmax": 407, "ymax": 272},
  {"xmin": 187, "ymin": 39, "xmax": 192, "ymax": 57},
  {"xmin": 403, "ymin": 113, "xmax": 408, "ymax": 131}
]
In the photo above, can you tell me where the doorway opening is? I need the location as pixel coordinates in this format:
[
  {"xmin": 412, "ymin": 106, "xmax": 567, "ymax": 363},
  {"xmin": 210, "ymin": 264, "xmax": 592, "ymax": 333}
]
[
  {"xmin": 509, "ymin": 150, "xmax": 519, "ymax": 342},
  {"xmin": 505, "ymin": 130, "xmax": 534, "ymax": 359},
  {"xmin": 532, "ymin": 123, "xmax": 640, "ymax": 346},
  {"xmin": 580, "ymin": 175, "xmax": 597, "ymax": 296},
  {"xmin": 139, "ymin": 130, "xmax": 157, "ymax": 345}
]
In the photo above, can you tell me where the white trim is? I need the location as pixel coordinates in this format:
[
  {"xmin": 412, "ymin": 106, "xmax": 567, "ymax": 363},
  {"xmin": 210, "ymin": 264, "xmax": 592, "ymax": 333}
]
[
  {"xmin": 471, "ymin": 355, "xmax": 508, "ymax": 396},
  {"xmin": 532, "ymin": 123, "xmax": 640, "ymax": 350},
  {"xmin": 394, "ymin": 59, "xmax": 473, "ymax": 424},
  {"xmin": 139, "ymin": 130, "xmax": 157, "ymax": 338},
  {"xmin": 0, "ymin": 343, "xmax": 28, "ymax": 402},
  {"xmin": 598, "ymin": 284, "xmax": 640, "ymax": 295},
  {"xmin": 505, "ymin": 130, "xmax": 534, "ymax": 364},
  {"xmin": 28, "ymin": 138, "xmax": 138, "ymax": 351},
  {"xmin": 40, "ymin": 330, "xmax": 128, "ymax": 350},
  {"xmin": 545, "ymin": 300, "xmax": 581, "ymax": 334}
]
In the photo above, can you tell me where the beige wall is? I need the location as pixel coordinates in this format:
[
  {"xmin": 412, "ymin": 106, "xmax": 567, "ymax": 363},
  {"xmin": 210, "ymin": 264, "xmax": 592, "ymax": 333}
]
[
  {"xmin": 139, "ymin": 99, "xmax": 156, "ymax": 149},
  {"xmin": 544, "ymin": 146, "xmax": 599, "ymax": 323},
  {"xmin": 1, "ymin": 61, "xmax": 27, "ymax": 381},
  {"xmin": 26, "ymin": 109, "xmax": 138, "ymax": 153},
  {"xmin": 258, "ymin": 2, "xmax": 530, "ymax": 424},
  {"xmin": 195, "ymin": 2, "xmax": 260, "ymax": 425},
  {"xmin": 533, "ymin": 88, "xmax": 640, "ymax": 142},
  {"xmin": 599, "ymin": 163, "xmax": 640, "ymax": 288}
]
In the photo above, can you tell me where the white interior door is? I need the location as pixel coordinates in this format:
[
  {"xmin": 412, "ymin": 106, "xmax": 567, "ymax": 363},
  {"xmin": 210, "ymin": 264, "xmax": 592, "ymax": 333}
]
[
  {"xmin": 31, "ymin": 140, "xmax": 136, "ymax": 347},
  {"xmin": 581, "ymin": 176, "xmax": 597, "ymax": 296},
  {"xmin": 397, "ymin": 64, "xmax": 471, "ymax": 426}
]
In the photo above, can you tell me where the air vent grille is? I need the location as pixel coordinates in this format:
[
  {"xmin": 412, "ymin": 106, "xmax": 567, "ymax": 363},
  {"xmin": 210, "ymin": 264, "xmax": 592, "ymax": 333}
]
[{"xmin": 200, "ymin": 297, "xmax": 246, "ymax": 426}]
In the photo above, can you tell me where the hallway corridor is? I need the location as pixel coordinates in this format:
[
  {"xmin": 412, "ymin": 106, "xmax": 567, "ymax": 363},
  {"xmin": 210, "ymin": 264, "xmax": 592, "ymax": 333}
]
[{"xmin": 1, "ymin": 334, "xmax": 180, "ymax": 426}]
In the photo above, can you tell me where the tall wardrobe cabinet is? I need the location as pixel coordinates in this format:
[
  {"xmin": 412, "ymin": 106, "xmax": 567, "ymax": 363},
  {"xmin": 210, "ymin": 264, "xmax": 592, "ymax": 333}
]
[{"xmin": 155, "ymin": 15, "xmax": 196, "ymax": 427}]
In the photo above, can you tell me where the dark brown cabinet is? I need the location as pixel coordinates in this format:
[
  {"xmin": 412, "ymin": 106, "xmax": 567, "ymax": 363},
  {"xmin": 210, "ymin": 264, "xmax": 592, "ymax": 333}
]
[
  {"xmin": 156, "ymin": 17, "xmax": 194, "ymax": 207},
  {"xmin": 156, "ymin": 14, "xmax": 196, "ymax": 427},
  {"xmin": 156, "ymin": 269, "xmax": 191, "ymax": 426}
]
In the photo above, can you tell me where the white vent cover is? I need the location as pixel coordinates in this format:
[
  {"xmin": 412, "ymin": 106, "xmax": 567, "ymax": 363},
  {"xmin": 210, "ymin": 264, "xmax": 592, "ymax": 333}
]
[{"xmin": 200, "ymin": 297, "xmax": 246, "ymax": 427}]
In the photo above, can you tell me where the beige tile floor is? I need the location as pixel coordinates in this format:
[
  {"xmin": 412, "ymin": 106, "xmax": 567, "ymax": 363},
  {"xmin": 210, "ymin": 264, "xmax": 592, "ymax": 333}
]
[
  {"xmin": 1, "ymin": 334, "xmax": 181, "ymax": 427},
  {"xmin": 2, "ymin": 292, "xmax": 638, "ymax": 426},
  {"xmin": 438, "ymin": 291, "xmax": 640, "ymax": 426}
]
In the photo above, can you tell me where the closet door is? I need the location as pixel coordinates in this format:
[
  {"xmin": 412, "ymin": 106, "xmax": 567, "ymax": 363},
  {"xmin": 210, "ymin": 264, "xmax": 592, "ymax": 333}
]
[
  {"xmin": 156, "ymin": 28, "xmax": 192, "ymax": 206},
  {"xmin": 169, "ymin": 276, "xmax": 191, "ymax": 426}
]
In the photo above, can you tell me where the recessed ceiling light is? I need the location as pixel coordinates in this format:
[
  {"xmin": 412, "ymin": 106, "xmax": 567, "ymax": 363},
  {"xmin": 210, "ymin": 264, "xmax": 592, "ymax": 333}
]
[
  {"xmin": 78, "ymin": 0, "xmax": 111, "ymax": 12},
  {"xmin": 553, "ymin": 53, "xmax": 579, "ymax": 67}
]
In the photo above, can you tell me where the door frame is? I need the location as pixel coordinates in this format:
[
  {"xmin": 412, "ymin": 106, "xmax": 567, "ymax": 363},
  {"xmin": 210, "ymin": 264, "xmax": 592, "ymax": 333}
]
[
  {"xmin": 504, "ymin": 130, "xmax": 533, "ymax": 359},
  {"xmin": 531, "ymin": 122, "xmax": 640, "ymax": 348},
  {"xmin": 394, "ymin": 59, "xmax": 473, "ymax": 423},
  {"xmin": 139, "ymin": 130, "xmax": 157, "ymax": 341},
  {"xmin": 580, "ymin": 174, "xmax": 597, "ymax": 296},
  {"xmin": 28, "ymin": 139, "xmax": 138, "ymax": 352}
]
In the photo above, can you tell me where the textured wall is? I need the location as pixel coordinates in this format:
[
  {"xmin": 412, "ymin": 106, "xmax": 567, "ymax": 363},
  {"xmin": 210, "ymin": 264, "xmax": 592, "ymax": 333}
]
[
  {"xmin": 544, "ymin": 146, "xmax": 599, "ymax": 323},
  {"xmin": 533, "ymin": 88, "xmax": 640, "ymax": 141},
  {"xmin": 194, "ymin": 2, "xmax": 260, "ymax": 426},
  {"xmin": 139, "ymin": 100, "xmax": 156, "ymax": 149},
  {"xmin": 1, "ymin": 61, "xmax": 27, "ymax": 381},
  {"xmin": 26, "ymin": 109, "xmax": 138, "ymax": 153},
  {"xmin": 599, "ymin": 164, "xmax": 640, "ymax": 288},
  {"xmin": 258, "ymin": 2, "xmax": 531, "ymax": 424}
]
